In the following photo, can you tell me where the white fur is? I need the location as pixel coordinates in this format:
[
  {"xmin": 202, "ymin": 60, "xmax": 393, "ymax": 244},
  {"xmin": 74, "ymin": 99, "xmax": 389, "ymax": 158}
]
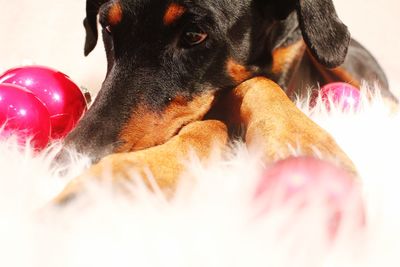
[{"xmin": 0, "ymin": 86, "xmax": 399, "ymax": 267}]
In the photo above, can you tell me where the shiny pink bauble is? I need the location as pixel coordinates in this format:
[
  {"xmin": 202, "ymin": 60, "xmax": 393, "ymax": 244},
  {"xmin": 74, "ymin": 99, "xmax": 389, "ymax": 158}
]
[
  {"xmin": 320, "ymin": 82, "xmax": 360, "ymax": 110},
  {"xmin": 0, "ymin": 83, "xmax": 51, "ymax": 149},
  {"xmin": 0, "ymin": 66, "xmax": 87, "ymax": 139},
  {"xmin": 255, "ymin": 157, "xmax": 364, "ymax": 238}
]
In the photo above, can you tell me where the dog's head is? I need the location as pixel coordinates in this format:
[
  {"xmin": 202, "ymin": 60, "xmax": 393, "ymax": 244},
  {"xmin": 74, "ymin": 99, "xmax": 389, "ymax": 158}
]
[{"xmin": 65, "ymin": 0, "xmax": 350, "ymax": 159}]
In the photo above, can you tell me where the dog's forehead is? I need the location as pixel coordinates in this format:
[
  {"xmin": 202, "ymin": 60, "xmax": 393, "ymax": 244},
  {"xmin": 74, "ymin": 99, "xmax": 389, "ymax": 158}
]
[{"xmin": 117, "ymin": 0, "xmax": 250, "ymax": 23}]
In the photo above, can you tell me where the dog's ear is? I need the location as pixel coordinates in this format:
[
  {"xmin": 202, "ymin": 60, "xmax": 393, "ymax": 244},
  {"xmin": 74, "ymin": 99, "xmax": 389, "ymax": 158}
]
[
  {"xmin": 295, "ymin": 0, "xmax": 350, "ymax": 68},
  {"xmin": 261, "ymin": 0, "xmax": 350, "ymax": 68},
  {"xmin": 84, "ymin": 0, "xmax": 110, "ymax": 56}
]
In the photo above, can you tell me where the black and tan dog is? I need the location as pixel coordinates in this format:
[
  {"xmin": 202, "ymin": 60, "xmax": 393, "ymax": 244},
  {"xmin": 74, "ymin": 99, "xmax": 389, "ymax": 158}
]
[{"xmin": 55, "ymin": 0, "xmax": 393, "ymax": 203}]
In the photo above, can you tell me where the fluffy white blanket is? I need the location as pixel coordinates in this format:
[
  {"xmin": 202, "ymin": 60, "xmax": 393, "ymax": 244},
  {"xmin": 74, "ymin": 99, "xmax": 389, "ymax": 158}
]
[{"xmin": 1, "ymin": 87, "xmax": 399, "ymax": 267}]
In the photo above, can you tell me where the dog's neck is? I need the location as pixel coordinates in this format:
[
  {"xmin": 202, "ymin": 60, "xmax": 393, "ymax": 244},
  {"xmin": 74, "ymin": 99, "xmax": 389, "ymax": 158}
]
[{"xmin": 254, "ymin": 12, "xmax": 354, "ymax": 99}]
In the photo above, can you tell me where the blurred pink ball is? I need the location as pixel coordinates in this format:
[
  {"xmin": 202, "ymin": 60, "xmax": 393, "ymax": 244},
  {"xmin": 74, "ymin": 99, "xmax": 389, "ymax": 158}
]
[
  {"xmin": 255, "ymin": 156, "xmax": 364, "ymax": 238},
  {"xmin": 0, "ymin": 66, "xmax": 87, "ymax": 139},
  {"xmin": 0, "ymin": 83, "xmax": 51, "ymax": 149},
  {"xmin": 320, "ymin": 82, "xmax": 360, "ymax": 111}
]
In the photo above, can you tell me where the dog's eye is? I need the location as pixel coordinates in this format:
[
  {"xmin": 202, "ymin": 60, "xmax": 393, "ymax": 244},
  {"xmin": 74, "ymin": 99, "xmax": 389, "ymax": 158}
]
[
  {"xmin": 104, "ymin": 25, "xmax": 112, "ymax": 35},
  {"xmin": 182, "ymin": 26, "xmax": 207, "ymax": 47}
]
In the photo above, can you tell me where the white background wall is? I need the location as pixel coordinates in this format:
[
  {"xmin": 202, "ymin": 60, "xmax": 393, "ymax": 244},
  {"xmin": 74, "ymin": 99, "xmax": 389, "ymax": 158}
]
[
  {"xmin": 0, "ymin": 0, "xmax": 105, "ymax": 93},
  {"xmin": 0, "ymin": 0, "xmax": 399, "ymax": 93},
  {"xmin": 334, "ymin": 0, "xmax": 400, "ymax": 90}
]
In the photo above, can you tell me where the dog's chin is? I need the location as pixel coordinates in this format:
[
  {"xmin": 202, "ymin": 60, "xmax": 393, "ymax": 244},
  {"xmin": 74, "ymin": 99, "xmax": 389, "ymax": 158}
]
[
  {"xmin": 115, "ymin": 118, "xmax": 205, "ymax": 154},
  {"xmin": 60, "ymin": 116, "xmax": 210, "ymax": 165},
  {"xmin": 115, "ymin": 92, "xmax": 218, "ymax": 153}
]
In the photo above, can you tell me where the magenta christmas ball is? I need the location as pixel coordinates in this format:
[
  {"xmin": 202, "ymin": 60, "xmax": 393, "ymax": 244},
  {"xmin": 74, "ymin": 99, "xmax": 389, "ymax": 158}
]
[
  {"xmin": 320, "ymin": 82, "xmax": 360, "ymax": 110},
  {"xmin": 255, "ymin": 156, "xmax": 364, "ymax": 238},
  {"xmin": 256, "ymin": 157, "xmax": 356, "ymax": 200},
  {"xmin": 0, "ymin": 66, "xmax": 87, "ymax": 139},
  {"xmin": 0, "ymin": 83, "xmax": 51, "ymax": 149}
]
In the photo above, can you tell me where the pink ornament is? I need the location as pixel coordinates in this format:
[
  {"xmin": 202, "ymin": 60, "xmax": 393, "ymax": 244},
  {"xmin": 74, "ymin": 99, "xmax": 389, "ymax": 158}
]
[
  {"xmin": 0, "ymin": 84, "xmax": 51, "ymax": 149},
  {"xmin": 319, "ymin": 82, "xmax": 360, "ymax": 111},
  {"xmin": 0, "ymin": 66, "xmax": 87, "ymax": 139},
  {"xmin": 255, "ymin": 156, "xmax": 364, "ymax": 239}
]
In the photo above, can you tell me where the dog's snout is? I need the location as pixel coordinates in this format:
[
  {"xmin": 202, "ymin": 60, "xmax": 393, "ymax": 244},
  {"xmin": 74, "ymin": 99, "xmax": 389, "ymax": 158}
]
[
  {"xmin": 63, "ymin": 124, "xmax": 118, "ymax": 162},
  {"xmin": 63, "ymin": 78, "xmax": 217, "ymax": 160},
  {"xmin": 62, "ymin": 84, "xmax": 129, "ymax": 160}
]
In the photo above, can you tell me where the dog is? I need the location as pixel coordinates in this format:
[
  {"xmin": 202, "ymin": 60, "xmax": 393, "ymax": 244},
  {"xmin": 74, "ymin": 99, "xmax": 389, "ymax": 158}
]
[{"xmin": 54, "ymin": 0, "xmax": 393, "ymax": 204}]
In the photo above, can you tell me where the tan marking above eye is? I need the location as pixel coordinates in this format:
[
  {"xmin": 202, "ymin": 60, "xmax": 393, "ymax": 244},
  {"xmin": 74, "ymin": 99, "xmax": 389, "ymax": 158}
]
[
  {"xmin": 108, "ymin": 1, "xmax": 123, "ymax": 26},
  {"xmin": 163, "ymin": 3, "xmax": 186, "ymax": 26}
]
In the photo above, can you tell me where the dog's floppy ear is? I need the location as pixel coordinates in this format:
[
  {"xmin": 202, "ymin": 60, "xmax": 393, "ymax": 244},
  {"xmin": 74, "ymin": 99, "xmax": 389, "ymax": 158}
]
[
  {"xmin": 296, "ymin": 0, "xmax": 350, "ymax": 68},
  {"xmin": 84, "ymin": 0, "xmax": 110, "ymax": 56},
  {"xmin": 262, "ymin": 0, "xmax": 350, "ymax": 68}
]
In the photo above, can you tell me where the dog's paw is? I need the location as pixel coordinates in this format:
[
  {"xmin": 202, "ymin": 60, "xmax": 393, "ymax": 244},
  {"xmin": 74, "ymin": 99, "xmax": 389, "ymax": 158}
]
[
  {"xmin": 232, "ymin": 77, "xmax": 357, "ymax": 174},
  {"xmin": 52, "ymin": 120, "xmax": 228, "ymax": 205}
]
